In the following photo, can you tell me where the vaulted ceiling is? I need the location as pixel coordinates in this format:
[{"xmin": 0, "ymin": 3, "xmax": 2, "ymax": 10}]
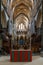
[
  {"xmin": 2, "ymin": 0, "xmax": 41, "ymax": 21},
  {"xmin": 1, "ymin": 0, "xmax": 42, "ymax": 31},
  {"xmin": 2, "ymin": 0, "xmax": 33, "ymax": 20},
  {"xmin": 2, "ymin": 0, "xmax": 34, "ymax": 31}
]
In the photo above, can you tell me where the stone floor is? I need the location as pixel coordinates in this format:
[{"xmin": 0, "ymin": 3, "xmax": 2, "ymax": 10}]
[{"xmin": 0, "ymin": 55, "xmax": 43, "ymax": 65}]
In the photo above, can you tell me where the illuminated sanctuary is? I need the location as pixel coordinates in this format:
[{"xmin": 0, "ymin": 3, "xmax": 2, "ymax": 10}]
[{"xmin": 0, "ymin": 0, "xmax": 42, "ymax": 55}]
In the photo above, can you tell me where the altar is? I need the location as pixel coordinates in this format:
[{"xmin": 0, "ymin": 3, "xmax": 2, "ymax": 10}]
[{"xmin": 10, "ymin": 49, "xmax": 32, "ymax": 62}]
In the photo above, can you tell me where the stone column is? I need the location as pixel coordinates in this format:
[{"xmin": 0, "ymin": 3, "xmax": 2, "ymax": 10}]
[
  {"xmin": 40, "ymin": 0, "xmax": 43, "ymax": 56},
  {"xmin": 40, "ymin": 22, "xmax": 43, "ymax": 56}
]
